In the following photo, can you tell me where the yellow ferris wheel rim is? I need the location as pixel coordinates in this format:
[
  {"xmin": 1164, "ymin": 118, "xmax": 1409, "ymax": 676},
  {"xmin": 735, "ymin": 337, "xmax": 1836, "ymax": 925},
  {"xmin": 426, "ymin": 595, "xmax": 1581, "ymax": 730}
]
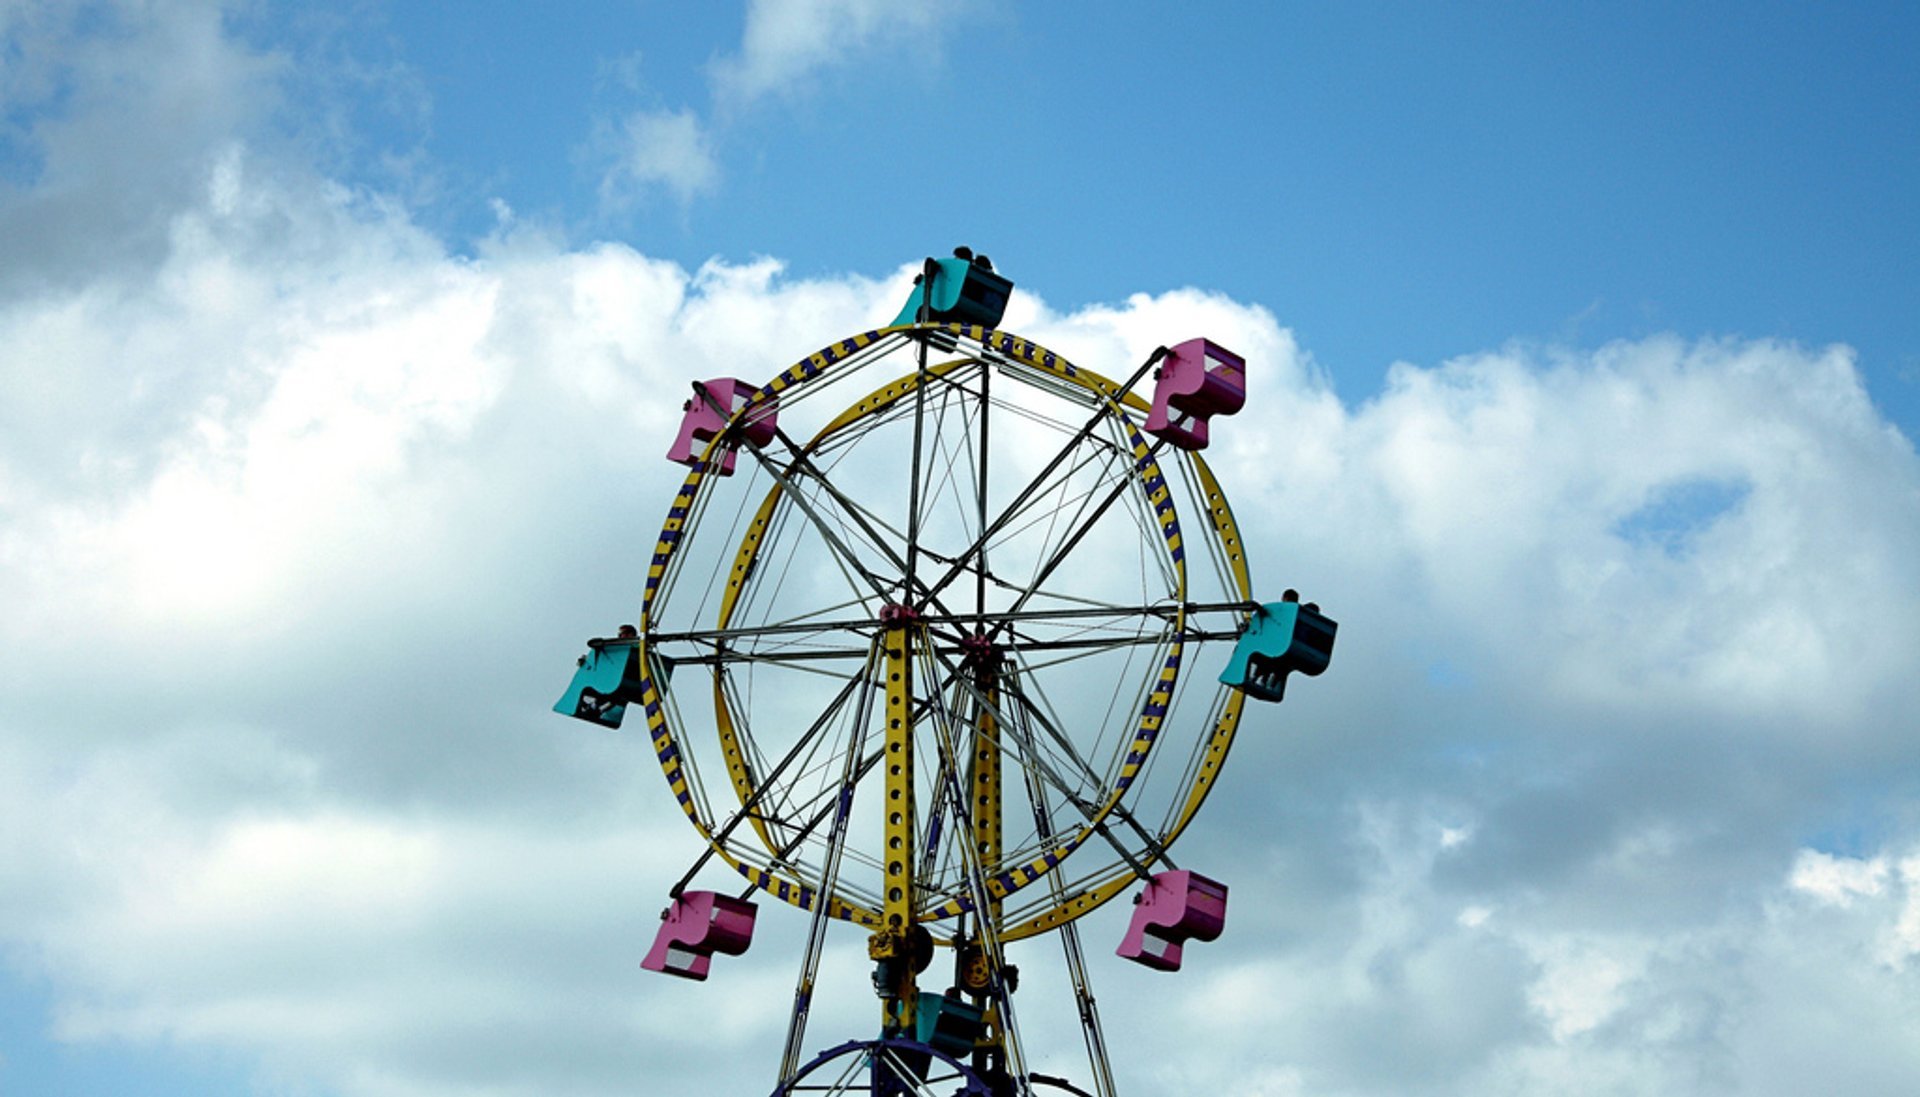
[{"xmin": 635, "ymin": 322, "xmax": 1254, "ymax": 939}]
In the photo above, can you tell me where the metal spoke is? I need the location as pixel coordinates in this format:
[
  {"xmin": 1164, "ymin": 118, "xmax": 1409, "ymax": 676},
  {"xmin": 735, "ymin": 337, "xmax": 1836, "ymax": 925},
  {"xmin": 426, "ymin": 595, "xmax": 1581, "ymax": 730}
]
[
  {"xmin": 643, "ymin": 600, "xmax": 1252, "ymax": 649},
  {"xmin": 916, "ymin": 346, "xmax": 1170, "ymax": 611},
  {"xmin": 1018, "ymin": 711, "xmax": 1118, "ymax": 1097},
  {"xmin": 777, "ymin": 641, "xmax": 878, "ymax": 1083},
  {"xmin": 634, "ymin": 326, "xmax": 1266, "ymax": 1097}
]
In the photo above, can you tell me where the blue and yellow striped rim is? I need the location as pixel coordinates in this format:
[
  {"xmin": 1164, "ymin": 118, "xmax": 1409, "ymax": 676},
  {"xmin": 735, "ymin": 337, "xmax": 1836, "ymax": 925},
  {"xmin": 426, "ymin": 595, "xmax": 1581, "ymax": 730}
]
[{"xmin": 638, "ymin": 323, "xmax": 1251, "ymax": 937}]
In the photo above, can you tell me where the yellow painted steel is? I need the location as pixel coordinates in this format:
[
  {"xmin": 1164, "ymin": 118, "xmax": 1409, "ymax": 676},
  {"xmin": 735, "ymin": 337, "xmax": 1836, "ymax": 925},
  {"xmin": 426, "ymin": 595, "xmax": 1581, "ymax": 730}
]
[
  {"xmin": 995, "ymin": 453, "xmax": 1256, "ymax": 943},
  {"xmin": 969, "ymin": 675, "xmax": 1004, "ymax": 924},
  {"xmin": 636, "ymin": 406, "xmax": 883, "ymax": 927},
  {"xmin": 637, "ymin": 322, "xmax": 1258, "ymax": 941},
  {"xmin": 1165, "ymin": 454, "xmax": 1253, "ymax": 833},
  {"xmin": 875, "ymin": 615, "xmax": 920, "ymax": 1031},
  {"xmin": 881, "ymin": 621, "xmax": 917, "ymax": 930},
  {"xmin": 711, "ymin": 492, "xmax": 781, "ymax": 853},
  {"xmin": 734, "ymin": 346, "xmax": 1192, "ymax": 926},
  {"xmin": 710, "ymin": 361, "xmax": 971, "ymax": 859},
  {"xmin": 720, "ymin": 333, "xmax": 1187, "ymax": 924}
]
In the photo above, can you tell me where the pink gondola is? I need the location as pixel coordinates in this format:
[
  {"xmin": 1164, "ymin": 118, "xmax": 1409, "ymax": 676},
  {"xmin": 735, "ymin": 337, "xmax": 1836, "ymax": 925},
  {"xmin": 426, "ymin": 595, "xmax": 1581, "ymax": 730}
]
[
  {"xmin": 665, "ymin": 377, "xmax": 779, "ymax": 475},
  {"xmin": 1143, "ymin": 339, "xmax": 1246, "ymax": 451},
  {"xmin": 641, "ymin": 891, "xmax": 758, "ymax": 980},
  {"xmin": 1116, "ymin": 869, "xmax": 1228, "ymax": 972}
]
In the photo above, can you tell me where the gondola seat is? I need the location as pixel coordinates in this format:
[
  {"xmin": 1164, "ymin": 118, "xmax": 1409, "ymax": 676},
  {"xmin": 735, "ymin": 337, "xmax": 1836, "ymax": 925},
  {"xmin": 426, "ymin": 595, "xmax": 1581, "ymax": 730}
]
[
  {"xmin": 641, "ymin": 891, "xmax": 758, "ymax": 981},
  {"xmin": 1143, "ymin": 338, "xmax": 1246, "ymax": 451},
  {"xmin": 1218, "ymin": 597, "xmax": 1337, "ymax": 703},
  {"xmin": 665, "ymin": 377, "xmax": 778, "ymax": 476},
  {"xmin": 1116, "ymin": 869, "xmax": 1228, "ymax": 972}
]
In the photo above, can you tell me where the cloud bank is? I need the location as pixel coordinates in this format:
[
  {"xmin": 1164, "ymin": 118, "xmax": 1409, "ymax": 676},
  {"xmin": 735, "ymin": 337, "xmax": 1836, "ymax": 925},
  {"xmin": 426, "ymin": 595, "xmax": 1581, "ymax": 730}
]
[{"xmin": 5, "ymin": 5, "xmax": 1920, "ymax": 1097}]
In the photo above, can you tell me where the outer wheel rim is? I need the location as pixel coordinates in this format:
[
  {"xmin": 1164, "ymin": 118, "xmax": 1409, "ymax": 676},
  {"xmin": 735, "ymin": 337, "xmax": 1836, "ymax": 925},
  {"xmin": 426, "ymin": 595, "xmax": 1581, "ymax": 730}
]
[
  {"xmin": 772, "ymin": 1037, "xmax": 992, "ymax": 1096},
  {"xmin": 636, "ymin": 324, "xmax": 1254, "ymax": 938}
]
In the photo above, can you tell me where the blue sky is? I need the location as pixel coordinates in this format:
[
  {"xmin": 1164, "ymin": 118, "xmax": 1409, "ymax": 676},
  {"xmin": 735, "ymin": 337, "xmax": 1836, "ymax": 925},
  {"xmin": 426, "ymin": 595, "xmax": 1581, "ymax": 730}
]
[
  {"xmin": 4, "ymin": 3, "xmax": 1920, "ymax": 1095},
  {"xmin": 238, "ymin": 2, "xmax": 1920, "ymax": 423},
  {"xmin": 0, "ymin": 976, "xmax": 254, "ymax": 1097}
]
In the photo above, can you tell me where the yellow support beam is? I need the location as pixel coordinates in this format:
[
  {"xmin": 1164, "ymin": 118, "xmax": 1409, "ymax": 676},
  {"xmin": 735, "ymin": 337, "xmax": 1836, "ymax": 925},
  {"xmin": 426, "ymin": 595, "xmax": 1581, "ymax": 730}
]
[
  {"xmin": 871, "ymin": 609, "xmax": 920, "ymax": 1034},
  {"xmin": 968, "ymin": 652, "xmax": 1004, "ymax": 926}
]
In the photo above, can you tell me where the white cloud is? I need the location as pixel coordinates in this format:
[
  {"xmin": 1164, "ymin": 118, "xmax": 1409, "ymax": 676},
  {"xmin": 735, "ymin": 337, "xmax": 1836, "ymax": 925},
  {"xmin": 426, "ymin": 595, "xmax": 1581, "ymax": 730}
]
[
  {"xmin": 1791, "ymin": 849, "xmax": 1889, "ymax": 907},
  {"xmin": 0, "ymin": 0, "xmax": 284, "ymax": 295},
  {"xmin": 1315, "ymin": 336, "xmax": 1920, "ymax": 732},
  {"xmin": 588, "ymin": 0, "xmax": 976, "ymax": 206},
  {"xmin": 1885, "ymin": 856, "xmax": 1920, "ymax": 967},
  {"xmin": 9, "ymin": 194, "xmax": 1920, "ymax": 1091},
  {"xmin": 709, "ymin": 0, "xmax": 964, "ymax": 108},
  {"xmin": 595, "ymin": 107, "xmax": 719, "ymax": 207},
  {"xmin": 1525, "ymin": 937, "xmax": 1645, "ymax": 1041},
  {"xmin": 8, "ymin": 8, "xmax": 1920, "ymax": 1096}
]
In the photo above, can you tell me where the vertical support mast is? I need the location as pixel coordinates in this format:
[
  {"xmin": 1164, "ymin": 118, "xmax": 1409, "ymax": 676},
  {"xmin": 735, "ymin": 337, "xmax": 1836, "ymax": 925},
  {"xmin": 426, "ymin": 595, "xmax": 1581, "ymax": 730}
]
[
  {"xmin": 973, "ymin": 351, "xmax": 1001, "ymax": 926},
  {"xmin": 968, "ymin": 663, "xmax": 1003, "ymax": 924},
  {"xmin": 872, "ymin": 268, "xmax": 937, "ymax": 1037},
  {"xmin": 873, "ymin": 606, "xmax": 921, "ymax": 1036},
  {"xmin": 961, "ymin": 637, "xmax": 1012, "ymax": 1084}
]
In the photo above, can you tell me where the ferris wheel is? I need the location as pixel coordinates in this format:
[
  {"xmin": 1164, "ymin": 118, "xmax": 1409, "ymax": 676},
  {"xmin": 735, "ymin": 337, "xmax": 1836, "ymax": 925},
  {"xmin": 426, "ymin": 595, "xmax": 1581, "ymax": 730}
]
[{"xmin": 556, "ymin": 249, "xmax": 1336, "ymax": 1096}]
